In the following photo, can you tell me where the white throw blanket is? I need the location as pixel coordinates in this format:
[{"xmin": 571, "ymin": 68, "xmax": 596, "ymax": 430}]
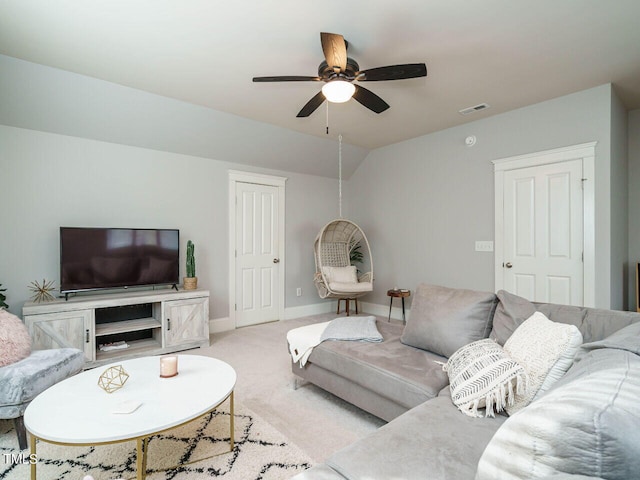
[
  {"xmin": 287, "ymin": 316, "xmax": 383, "ymax": 367},
  {"xmin": 287, "ymin": 321, "xmax": 331, "ymax": 367}
]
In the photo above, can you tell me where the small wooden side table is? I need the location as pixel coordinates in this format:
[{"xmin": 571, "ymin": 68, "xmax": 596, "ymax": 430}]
[{"xmin": 387, "ymin": 289, "xmax": 410, "ymax": 323}]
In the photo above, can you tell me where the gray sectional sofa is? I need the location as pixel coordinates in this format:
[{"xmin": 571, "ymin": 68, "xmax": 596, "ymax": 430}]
[{"xmin": 291, "ymin": 284, "xmax": 640, "ymax": 480}]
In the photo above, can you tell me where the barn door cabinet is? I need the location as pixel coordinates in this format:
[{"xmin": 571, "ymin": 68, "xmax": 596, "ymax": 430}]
[{"xmin": 23, "ymin": 289, "xmax": 210, "ymax": 368}]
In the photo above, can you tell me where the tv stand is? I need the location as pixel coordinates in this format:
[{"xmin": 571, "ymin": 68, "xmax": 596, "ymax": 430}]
[{"xmin": 23, "ymin": 289, "xmax": 210, "ymax": 368}]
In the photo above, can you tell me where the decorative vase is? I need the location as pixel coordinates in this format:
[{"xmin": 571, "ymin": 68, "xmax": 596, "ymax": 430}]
[{"xmin": 184, "ymin": 277, "xmax": 198, "ymax": 290}]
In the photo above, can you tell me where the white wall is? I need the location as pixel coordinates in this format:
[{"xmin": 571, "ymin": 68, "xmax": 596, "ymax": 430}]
[
  {"xmin": 348, "ymin": 84, "xmax": 620, "ymax": 309},
  {"xmin": 0, "ymin": 125, "xmax": 339, "ymax": 318}
]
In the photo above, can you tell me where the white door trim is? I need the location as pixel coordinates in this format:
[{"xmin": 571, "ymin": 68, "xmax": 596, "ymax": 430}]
[
  {"xmin": 228, "ymin": 170, "xmax": 287, "ymax": 328},
  {"xmin": 493, "ymin": 142, "xmax": 596, "ymax": 307}
]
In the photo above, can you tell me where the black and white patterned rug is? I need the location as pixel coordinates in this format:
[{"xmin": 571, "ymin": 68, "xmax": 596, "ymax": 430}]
[{"xmin": 0, "ymin": 399, "xmax": 313, "ymax": 479}]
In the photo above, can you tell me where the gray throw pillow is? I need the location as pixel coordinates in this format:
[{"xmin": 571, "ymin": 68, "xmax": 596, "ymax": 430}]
[
  {"xmin": 400, "ymin": 284, "xmax": 497, "ymax": 358},
  {"xmin": 489, "ymin": 290, "xmax": 536, "ymax": 345}
]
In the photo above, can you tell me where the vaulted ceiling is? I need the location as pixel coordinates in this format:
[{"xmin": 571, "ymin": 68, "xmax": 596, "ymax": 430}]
[{"xmin": 1, "ymin": 1, "xmax": 640, "ymax": 152}]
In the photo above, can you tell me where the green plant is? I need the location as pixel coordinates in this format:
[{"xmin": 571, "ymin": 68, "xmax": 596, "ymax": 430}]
[
  {"xmin": 186, "ymin": 240, "xmax": 196, "ymax": 278},
  {"xmin": 0, "ymin": 283, "xmax": 8, "ymax": 309},
  {"xmin": 349, "ymin": 241, "xmax": 364, "ymax": 265}
]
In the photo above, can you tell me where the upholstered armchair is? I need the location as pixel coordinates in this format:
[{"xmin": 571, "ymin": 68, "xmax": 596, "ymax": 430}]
[{"xmin": 0, "ymin": 309, "xmax": 84, "ymax": 449}]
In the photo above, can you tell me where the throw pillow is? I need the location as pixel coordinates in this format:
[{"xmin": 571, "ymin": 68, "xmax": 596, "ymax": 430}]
[
  {"xmin": 503, "ymin": 311, "xmax": 583, "ymax": 415},
  {"xmin": 475, "ymin": 348, "xmax": 640, "ymax": 480},
  {"xmin": 400, "ymin": 284, "xmax": 497, "ymax": 358},
  {"xmin": 490, "ymin": 290, "xmax": 537, "ymax": 345},
  {"xmin": 444, "ymin": 338, "xmax": 527, "ymax": 418},
  {"xmin": 0, "ymin": 309, "xmax": 32, "ymax": 367},
  {"xmin": 322, "ymin": 266, "xmax": 358, "ymax": 284}
]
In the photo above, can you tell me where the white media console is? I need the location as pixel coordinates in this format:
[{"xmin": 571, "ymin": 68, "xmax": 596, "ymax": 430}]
[{"xmin": 22, "ymin": 288, "xmax": 210, "ymax": 368}]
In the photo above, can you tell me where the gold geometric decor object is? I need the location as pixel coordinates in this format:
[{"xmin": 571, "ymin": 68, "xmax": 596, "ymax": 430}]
[
  {"xmin": 97, "ymin": 365, "xmax": 130, "ymax": 393},
  {"xmin": 28, "ymin": 278, "xmax": 56, "ymax": 303}
]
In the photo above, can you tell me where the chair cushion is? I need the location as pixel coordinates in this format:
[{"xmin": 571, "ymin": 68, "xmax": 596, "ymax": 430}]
[
  {"xmin": 328, "ymin": 281, "xmax": 372, "ymax": 293},
  {"xmin": 0, "ymin": 348, "xmax": 84, "ymax": 418},
  {"xmin": 401, "ymin": 284, "xmax": 497, "ymax": 358},
  {"xmin": 0, "ymin": 310, "xmax": 32, "ymax": 367}
]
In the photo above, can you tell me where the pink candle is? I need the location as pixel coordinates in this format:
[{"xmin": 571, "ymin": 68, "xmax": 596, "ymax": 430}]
[{"xmin": 160, "ymin": 355, "xmax": 178, "ymax": 377}]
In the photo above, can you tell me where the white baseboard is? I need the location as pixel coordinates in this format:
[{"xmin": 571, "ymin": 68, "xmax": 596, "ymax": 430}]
[
  {"xmin": 359, "ymin": 301, "xmax": 411, "ymax": 322},
  {"xmin": 284, "ymin": 301, "xmax": 335, "ymax": 319},
  {"xmin": 208, "ymin": 302, "xmax": 336, "ymax": 333},
  {"xmin": 209, "ymin": 316, "xmax": 234, "ymax": 333},
  {"xmin": 208, "ymin": 300, "xmax": 407, "ymax": 334}
]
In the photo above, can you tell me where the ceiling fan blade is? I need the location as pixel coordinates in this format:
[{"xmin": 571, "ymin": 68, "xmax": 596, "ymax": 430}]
[
  {"xmin": 357, "ymin": 63, "xmax": 427, "ymax": 81},
  {"xmin": 296, "ymin": 91, "xmax": 326, "ymax": 117},
  {"xmin": 320, "ymin": 32, "xmax": 347, "ymax": 72},
  {"xmin": 352, "ymin": 85, "xmax": 390, "ymax": 114},
  {"xmin": 253, "ymin": 75, "xmax": 322, "ymax": 82}
]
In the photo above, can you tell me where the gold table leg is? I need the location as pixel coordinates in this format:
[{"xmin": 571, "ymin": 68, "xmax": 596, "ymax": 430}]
[
  {"xmin": 30, "ymin": 435, "xmax": 36, "ymax": 480},
  {"xmin": 136, "ymin": 437, "xmax": 148, "ymax": 480},
  {"xmin": 229, "ymin": 391, "xmax": 235, "ymax": 451}
]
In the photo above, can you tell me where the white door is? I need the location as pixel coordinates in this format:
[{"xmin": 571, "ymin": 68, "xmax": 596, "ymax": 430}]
[
  {"xmin": 502, "ymin": 159, "xmax": 583, "ymax": 305},
  {"xmin": 235, "ymin": 182, "xmax": 280, "ymax": 327}
]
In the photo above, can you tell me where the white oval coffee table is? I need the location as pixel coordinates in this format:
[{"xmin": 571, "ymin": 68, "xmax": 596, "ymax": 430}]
[{"xmin": 24, "ymin": 355, "xmax": 236, "ymax": 480}]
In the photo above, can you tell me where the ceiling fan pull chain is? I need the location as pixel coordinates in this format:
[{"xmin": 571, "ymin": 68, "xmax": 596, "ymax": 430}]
[
  {"xmin": 338, "ymin": 133, "xmax": 343, "ymax": 218},
  {"xmin": 326, "ymin": 101, "xmax": 330, "ymax": 135}
]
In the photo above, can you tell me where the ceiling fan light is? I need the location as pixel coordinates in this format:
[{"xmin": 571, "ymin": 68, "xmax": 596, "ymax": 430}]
[{"xmin": 322, "ymin": 80, "xmax": 355, "ymax": 103}]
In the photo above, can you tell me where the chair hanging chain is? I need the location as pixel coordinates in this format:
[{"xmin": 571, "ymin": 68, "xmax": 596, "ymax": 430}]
[{"xmin": 339, "ymin": 133, "xmax": 343, "ymax": 218}]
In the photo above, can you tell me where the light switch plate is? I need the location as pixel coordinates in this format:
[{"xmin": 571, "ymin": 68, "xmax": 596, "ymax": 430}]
[{"xmin": 475, "ymin": 241, "xmax": 494, "ymax": 252}]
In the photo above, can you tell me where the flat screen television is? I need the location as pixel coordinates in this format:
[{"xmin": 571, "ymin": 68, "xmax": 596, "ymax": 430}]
[{"xmin": 60, "ymin": 227, "xmax": 179, "ymax": 295}]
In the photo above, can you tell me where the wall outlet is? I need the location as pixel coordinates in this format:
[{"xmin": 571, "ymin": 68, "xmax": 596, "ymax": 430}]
[
  {"xmin": 296, "ymin": 287, "xmax": 302, "ymax": 297},
  {"xmin": 475, "ymin": 240, "xmax": 494, "ymax": 252}
]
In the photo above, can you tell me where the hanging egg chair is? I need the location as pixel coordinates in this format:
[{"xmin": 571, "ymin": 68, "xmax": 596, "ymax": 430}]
[{"xmin": 313, "ymin": 218, "xmax": 373, "ymax": 302}]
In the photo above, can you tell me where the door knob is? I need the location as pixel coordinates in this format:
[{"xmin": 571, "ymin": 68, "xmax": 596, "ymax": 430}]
[
  {"xmin": 505, "ymin": 262, "xmax": 513, "ymax": 269},
  {"xmin": 273, "ymin": 258, "xmax": 280, "ymax": 264}
]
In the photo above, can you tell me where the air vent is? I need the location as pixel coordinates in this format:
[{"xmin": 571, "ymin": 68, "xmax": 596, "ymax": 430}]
[{"xmin": 458, "ymin": 103, "xmax": 490, "ymax": 115}]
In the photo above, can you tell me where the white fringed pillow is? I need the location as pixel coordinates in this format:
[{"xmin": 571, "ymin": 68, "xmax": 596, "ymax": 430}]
[
  {"xmin": 0, "ymin": 309, "xmax": 32, "ymax": 367},
  {"xmin": 504, "ymin": 311, "xmax": 583, "ymax": 415},
  {"xmin": 444, "ymin": 338, "xmax": 527, "ymax": 417}
]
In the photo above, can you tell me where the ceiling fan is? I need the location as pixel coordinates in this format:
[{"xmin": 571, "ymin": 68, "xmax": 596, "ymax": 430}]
[{"xmin": 252, "ymin": 32, "xmax": 427, "ymax": 118}]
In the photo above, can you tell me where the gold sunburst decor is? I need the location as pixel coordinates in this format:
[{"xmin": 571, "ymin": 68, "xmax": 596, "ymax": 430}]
[
  {"xmin": 98, "ymin": 365, "xmax": 130, "ymax": 393},
  {"xmin": 29, "ymin": 278, "xmax": 56, "ymax": 303}
]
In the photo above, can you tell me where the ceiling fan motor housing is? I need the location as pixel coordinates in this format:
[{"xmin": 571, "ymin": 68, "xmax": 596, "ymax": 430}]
[{"xmin": 318, "ymin": 58, "xmax": 360, "ymax": 81}]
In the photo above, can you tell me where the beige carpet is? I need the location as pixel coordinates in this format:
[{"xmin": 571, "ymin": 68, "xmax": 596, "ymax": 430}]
[
  {"xmin": 193, "ymin": 313, "xmax": 386, "ymax": 463},
  {"xmin": 0, "ymin": 313, "xmax": 387, "ymax": 477},
  {"xmin": 0, "ymin": 398, "xmax": 312, "ymax": 479}
]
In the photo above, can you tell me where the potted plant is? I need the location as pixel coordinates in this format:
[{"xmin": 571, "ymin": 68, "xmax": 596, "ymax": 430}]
[
  {"xmin": 0, "ymin": 283, "xmax": 8, "ymax": 309},
  {"xmin": 184, "ymin": 240, "xmax": 197, "ymax": 290}
]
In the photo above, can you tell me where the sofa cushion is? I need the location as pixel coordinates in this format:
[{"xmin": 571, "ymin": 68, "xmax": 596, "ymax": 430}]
[
  {"xmin": 490, "ymin": 290, "xmax": 537, "ymax": 345},
  {"xmin": 445, "ymin": 338, "xmax": 526, "ymax": 418},
  {"xmin": 307, "ymin": 321, "xmax": 449, "ymax": 411},
  {"xmin": 401, "ymin": 284, "xmax": 497, "ymax": 358},
  {"xmin": 327, "ymin": 395, "xmax": 507, "ymax": 480},
  {"xmin": 503, "ymin": 311, "xmax": 582, "ymax": 415},
  {"xmin": 475, "ymin": 343, "xmax": 640, "ymax": 479},
  {"xmin": 491, "ymin": 290, "xmax": 640, "ymax": 345},
  {"xmin": 0, "ymin": 310, "xmax": 32, "ymax": 367}
]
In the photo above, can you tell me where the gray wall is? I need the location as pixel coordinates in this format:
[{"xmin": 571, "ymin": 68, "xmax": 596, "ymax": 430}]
[
  {"xmin": 348, "ymin": 84, "xmax": 620, "ymax": 309},
  {"xmin": 628, "ymin": 109, "xmax": 640, "ymax": 311},
  {"xmin": 0, "ymin": 125, "xmax": 339, "ymax": 318},
  {"xmin": 610, "ymin": 89, "xmax": 629, "ymax": 310},
  {"xmin": 0, "ymin": 54, "xmax": 368, "ymax": 179}
]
